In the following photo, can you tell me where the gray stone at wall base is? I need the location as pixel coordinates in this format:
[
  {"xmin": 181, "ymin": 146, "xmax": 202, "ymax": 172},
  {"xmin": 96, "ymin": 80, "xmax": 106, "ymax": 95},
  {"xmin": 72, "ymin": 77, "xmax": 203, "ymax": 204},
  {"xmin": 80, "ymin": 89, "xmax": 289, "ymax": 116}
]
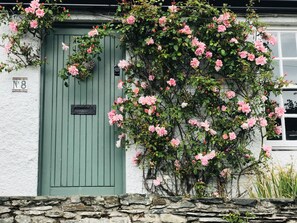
[
  {"xmin": 0, "ymin": 195, "xmax": 297, "ymax": 223},
  {"xmin": 0, "ymin": 207, "xmax": 10, "ymax": 215},
  {"xmin": 15, "ymin": 215, "xmax": 31, "ymax": 223},
  {"xmin": 160, "ymin": 214, "xmax": 187, "ymax": 223},
  {"xmin": 0, "ymin": 217, "xmax": 13, "ymax": 223}
]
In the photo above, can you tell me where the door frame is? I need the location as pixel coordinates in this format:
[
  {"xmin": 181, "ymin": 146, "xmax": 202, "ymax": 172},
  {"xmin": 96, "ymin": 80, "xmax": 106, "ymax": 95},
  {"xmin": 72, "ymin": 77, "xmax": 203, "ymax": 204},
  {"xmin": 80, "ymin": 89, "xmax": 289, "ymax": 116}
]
[{"xmin": 38, "ymin": 22, "xmax": 126, "ymax": 195}]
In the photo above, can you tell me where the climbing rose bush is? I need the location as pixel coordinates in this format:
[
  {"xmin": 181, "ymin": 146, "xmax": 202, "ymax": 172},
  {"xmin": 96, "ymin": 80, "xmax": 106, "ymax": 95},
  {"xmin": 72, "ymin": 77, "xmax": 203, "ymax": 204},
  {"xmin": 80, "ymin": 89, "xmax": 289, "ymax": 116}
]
[
  {"xmin": 0, "ymin": 0, "xmax": 69, "ymax": 72},
  {"xmin": 59, "ymin": 26, "xmax": 107, "ymax": 85},
  {"xmin": 108, "ymin": 0, "xmax": 288, "ymax": 197}
]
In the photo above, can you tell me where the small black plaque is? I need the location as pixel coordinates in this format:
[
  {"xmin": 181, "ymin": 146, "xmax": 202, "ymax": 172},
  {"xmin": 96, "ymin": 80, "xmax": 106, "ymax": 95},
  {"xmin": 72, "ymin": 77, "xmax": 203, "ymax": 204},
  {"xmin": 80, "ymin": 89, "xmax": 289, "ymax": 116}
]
[{"xmin": 71, "ymin": 105, "xmax": 96, "ymax": 115}]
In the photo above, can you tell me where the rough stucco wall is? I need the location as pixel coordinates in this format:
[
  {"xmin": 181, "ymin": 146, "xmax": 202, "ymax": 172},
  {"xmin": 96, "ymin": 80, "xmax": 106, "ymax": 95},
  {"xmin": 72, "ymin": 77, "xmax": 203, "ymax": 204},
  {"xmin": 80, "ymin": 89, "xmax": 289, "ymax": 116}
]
[
  {"xmin": 0, "ymin": 24, "xmax": 40, "ymax": 196},
  {"xmin": 125, "ymin": 147, "xmax": 146, "ymax": 194}
]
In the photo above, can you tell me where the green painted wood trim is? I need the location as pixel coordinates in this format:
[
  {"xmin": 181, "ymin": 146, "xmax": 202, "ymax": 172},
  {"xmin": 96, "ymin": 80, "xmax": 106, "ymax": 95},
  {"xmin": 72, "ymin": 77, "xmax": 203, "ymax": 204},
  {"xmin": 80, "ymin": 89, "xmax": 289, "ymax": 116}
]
[{"xmin": 39, "ymin": 24, "xmax": 126, "ymax": 196}]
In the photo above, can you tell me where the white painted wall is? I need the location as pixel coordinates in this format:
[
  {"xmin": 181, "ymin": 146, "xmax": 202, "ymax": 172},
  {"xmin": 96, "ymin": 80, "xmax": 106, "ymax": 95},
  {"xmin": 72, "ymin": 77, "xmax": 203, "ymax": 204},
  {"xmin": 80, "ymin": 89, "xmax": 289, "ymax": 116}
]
[{"xmin": 0, "ymin": 24, "xmax": 40, "ymax": 195}]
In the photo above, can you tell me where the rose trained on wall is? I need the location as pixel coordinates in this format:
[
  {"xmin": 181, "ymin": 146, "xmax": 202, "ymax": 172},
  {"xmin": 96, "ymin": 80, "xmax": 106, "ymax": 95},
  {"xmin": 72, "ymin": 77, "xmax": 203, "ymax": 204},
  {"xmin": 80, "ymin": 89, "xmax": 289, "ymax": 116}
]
[
  {"xmin": 0, "ymin": 0, "xmax": 69, "ymax": 72},
  {"xmin": 108, "ymin": 0, "xmax": 289, "ymax": 197}
]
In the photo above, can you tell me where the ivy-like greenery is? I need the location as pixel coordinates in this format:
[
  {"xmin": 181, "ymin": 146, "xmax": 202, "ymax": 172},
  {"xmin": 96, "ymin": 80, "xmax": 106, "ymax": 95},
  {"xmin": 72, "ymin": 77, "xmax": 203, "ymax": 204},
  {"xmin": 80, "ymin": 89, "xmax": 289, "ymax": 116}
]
[{"xmin": 0, "ymin": 0, "xmax": 69, "ymax": 72}]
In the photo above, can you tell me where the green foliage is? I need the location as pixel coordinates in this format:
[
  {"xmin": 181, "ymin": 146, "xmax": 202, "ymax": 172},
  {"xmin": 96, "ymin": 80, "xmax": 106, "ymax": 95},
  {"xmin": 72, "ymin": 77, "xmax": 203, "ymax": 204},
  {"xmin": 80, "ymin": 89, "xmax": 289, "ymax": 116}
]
[
  {"xmin": 0, "ymin": 0, "xmax": 69, "ymax": 72},
  {"xmin": 107, "ymin": 0, "xmax": 288, "ymax": 197},
  {"xmin": 59, "ymin": 26, "xmax": 107, "ymax": 85},
  {"xmin": 223, "ymin": 212, "xmax": 255, "ymax": 223},
  {"xmin": 249, "ymin": 164, "xmax": 297, "ymax": 199}
]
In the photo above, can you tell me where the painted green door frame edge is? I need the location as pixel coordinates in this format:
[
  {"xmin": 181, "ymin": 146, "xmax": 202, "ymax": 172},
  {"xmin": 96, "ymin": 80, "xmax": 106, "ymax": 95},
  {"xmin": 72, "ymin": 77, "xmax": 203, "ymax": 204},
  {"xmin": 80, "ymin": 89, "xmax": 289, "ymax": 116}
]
[{"xmin": 37, "ymin": 21, "xmax": 126, "ymax": 196}]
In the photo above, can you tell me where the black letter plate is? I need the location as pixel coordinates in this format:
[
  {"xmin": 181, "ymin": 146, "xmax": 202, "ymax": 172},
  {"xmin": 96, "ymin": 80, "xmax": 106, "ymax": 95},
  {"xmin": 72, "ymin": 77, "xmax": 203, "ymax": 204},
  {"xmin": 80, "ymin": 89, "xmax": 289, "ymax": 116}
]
[{"xmin": 71, "ymin": 105, "xmax": 96, "ymax": 115}]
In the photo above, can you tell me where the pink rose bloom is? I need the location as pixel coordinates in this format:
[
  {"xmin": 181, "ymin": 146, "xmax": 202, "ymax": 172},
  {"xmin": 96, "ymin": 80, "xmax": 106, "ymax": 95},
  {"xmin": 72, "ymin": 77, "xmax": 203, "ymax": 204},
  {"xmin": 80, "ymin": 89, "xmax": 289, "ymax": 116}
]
[
  {"xmin": 138, "ymin": 96, "xmax": 157, "ymax": 106},
  {"xmin": 229, "ymin": 132, "xmax": 236, "ymax": 140},
  {"xmin": 170, "ymin": 138, "xmax": 180, "ymax": 147},
  {"xmin": 155, "ymin": 126, "xmax": 167, "ymax": 137},
  {"xmin": 206, "ymin": 150, "xmax": 216, "ymax": 159},
  {"xmin": 118, "ymin": 80, "xmax": 124, "ymax": 89},
  {"xmin": 229, "ymin": 38, "xmax": 238, "ymax": 43},
  {"xmin": 35, "ymin": 8, "xmax": 45, "ymax": 18},
  {"xmin": 275, "ymin": 106, "xmax": 286, "ymax": 117},
  {"xmin": 25, "ymin": 7, "xmax": 34, "ymax": 14},
  {"xmin": 141, "ymin": 82, "xmax": 147, "ymax": 89},
  {"xmin": 263, "ymin": 145, "xmax": 272, "ymax": 152},
  {"xmin": 68, "ymin": 65, "xmax": 79, "ymax": 76},
  {"xmin": 159, "ymin": 16, "xmax": 167, "ymax": 26},
  {"xmin": 118, "ymin": 60, "xmax": 130, "ymax": 69},
  {"xmin": 149, "ymin": 75, "xmax": 155, "ymax": 81},
  {"xmin": 209, "ymin": 129, "xmax": 217, "ymax": 136},
  {"xmin": 148, "ymin": 125, "xmax": 155, "ymax": 133},
  {"xmin": 4, "ymin": 42, "xmax": 12, "ymax": 53},
  {"xmin": 215, "ymin": 59, "xmax": 223, "ymax": 72},
  {"xmin": 62, "ymin": 42, "xmax": 69, "ymax": 51},
  {"xmin": 247, "ymin": 117, "xmax": 256, "ymax": 127},
  {"xmin": 261, "ymin": 95, "xmax": 268, "ymax": 102},
  {"xmin": 254, "ymin": 40, "xmax": 267, "ymax": 53},
  {"xmin": 153, "ymin": 177, "xmax": 161, "ymax": 186},
  {"xmin": 201, "ymin": 157, "xmax": 209, "ymax": 166},
  {"xmin": 247, "ymin": 53, "xmax": 255, "ymax": 61},
  {"xmin": 179, "ymin": 25, "xmax": 192, "ymax": 35},
  {"xmin": 241, "ymin": 123, "xmax": 249, "ymax": 129},
  {"xmin": 274, "ymin": 125, "xmax": 282, "ymax": 135},
  {"xmin": 200, "ymin": 120, "xmax": 210, "ymax": 131},
  {"xmin": 9, "ymin": 21, "xmax": 18, "ymax": 33},
  {"xmin": 188, "ymin": 119, "xmax": 199, "ymax": 126},
  {"xmin": 190, "ymin": 58, "xmax": 200, "ymax": 68},
  {"xmin": 217, "ymin": 25, "xmax": 226, "ymax": 32},
  {"xmin": 268, "ymin": 34, "xmax": 277, "ymax": 45},
  {"xmin": 146, "ymin": 37, "xmax": 154, "ymax": 45},
  {"xmin": 132, "ymin": 151, "xmax": 142, "ymax": 166},
  {"xmin": 205, "ymin": 51, "xmax": 213, "ymax": 59},
  {"xmin": 30, "ymin": 0, "xmax": 40, "ymax": 10},
  {"xmin": 194, "ymin": 42, "xmax": 206, "ymax": 56},
  {"xmin": 221, "ymin": 105, "xmax": 227, "ymax": 111},
  {"xmin": 259, "ymin": 118, "xmax": 268, "ymax": 127},
  {"xmin": 238, "ymin": 101, "xmax": 251, "ymax": 114},
  {"xmin": 167, "ymin": 78, "xmax": 176, "ymax": 86},
  {"xmin": 87, "ymin": 47, "xmax": 92, "ymax": 54},
  {"xmin": 88, "ymin": 29, "xmax": 98, "ymax": 37},
  {"xmin": 241, "ymin": 103, "xmax": 251, "ymax": 114},
  {"xmin": 255, "ymin": 56, "xmax": 267, "ymax": 66},
  {"xmin": 133, "ymin": 87, "xmax": 139, "ymax": 95},
  {"xmin": 217, "ymin": 12, "xmax": 230, "ymax": 23},
  {"xmin": 245, "ymin": 154, "xmax": 251, "ymax": 159},
  {"xmin": 126, "ymin": 15, "xmax": 136, "ymax": 25},
  {"xmin": 265, "ymin": 151, "xmax": 271, "ymax": 157},
  {"xmin": 238, "ymin": 51, "xmax": 248, "ymax": 58},
  {"xmin": 192, "ymin": 37, "xmax": 199, "ymax": 47},
  {"xmin": 196, "ymin": 151, "xmax": 216, "ymax": 166},
  {"xmin": 195, "ymin": 154, "xmax": 202, "ymax": 160},
  {"xmin": 108, "ymin": 110, "xmax": 116, "ymax": 119},
  {"xmin": 222, "ymin": 134, "xmax": 228, "ymax": 140},
  {"xmin": 168, "ymin": 5, "xmax": 178, "ymax": 13},
  {"xmin": 225, "ymin": 90, "xmax": 235, "ymax": 99},
  {"xmin": 115, "ymin": 97, "xmax": 124, "ymax": 104}
]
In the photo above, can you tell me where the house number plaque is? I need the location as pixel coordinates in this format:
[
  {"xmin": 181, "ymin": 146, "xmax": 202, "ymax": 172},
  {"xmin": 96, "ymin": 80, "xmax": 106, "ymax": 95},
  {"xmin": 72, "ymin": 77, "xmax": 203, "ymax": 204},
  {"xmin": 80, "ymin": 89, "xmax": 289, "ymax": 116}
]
[
  {"xmin": 12, "ymin": 77, "xmax": 28, "ymax": 93},
  {"xmin": 71, "ymin": 105, "xmax": 96, "ymax": 115}
]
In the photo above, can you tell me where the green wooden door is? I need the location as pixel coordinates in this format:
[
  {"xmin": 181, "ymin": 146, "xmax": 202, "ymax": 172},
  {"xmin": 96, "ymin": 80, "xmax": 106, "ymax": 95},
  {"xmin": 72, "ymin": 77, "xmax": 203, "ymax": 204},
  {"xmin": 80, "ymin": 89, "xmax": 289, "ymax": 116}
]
[{"xmin": 39, "ymin": 27, "xmax": 125, "ymax": 195}]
